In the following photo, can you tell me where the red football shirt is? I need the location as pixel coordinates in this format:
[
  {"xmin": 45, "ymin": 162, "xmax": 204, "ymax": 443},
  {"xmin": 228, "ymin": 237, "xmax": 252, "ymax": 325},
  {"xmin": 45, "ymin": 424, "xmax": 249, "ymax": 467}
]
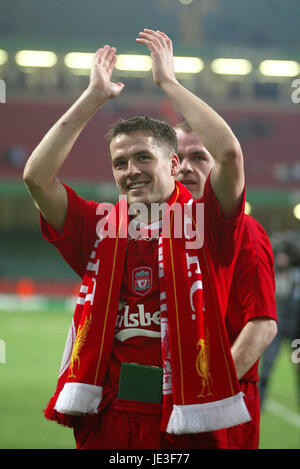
[
  {"xmin": 225, "ymin": 214, "xmax": 277, "ymax": 382},
  {"xmin": 105, "ymin": 236, "xmax": 163, "ymax": 392},
  {"xmin": 41, "ymin": 176, "xmax": 245, "ymax": 392}
]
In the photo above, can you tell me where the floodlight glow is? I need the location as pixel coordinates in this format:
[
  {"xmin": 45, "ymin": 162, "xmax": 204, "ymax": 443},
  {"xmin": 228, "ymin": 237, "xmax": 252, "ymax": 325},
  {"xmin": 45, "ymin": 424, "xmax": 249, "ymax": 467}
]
[
  {"xmin": 0, "ymin": 50, "xmax": 8, "ymax": 66},
  {"xmin": 115, "ymin": 54, "xmax": 152, "ymax": 71},
  {"xmin": 244, "ymin": 201, "xmax": 252, "ymax": 215},
  {"xmin": 259, "ymin": 60, "xmax": 300, "ymax": 77},
  {"xmin": 211, "ymin": 58, "xmax": 252, "ymax": 75},
  {"xmin": 15, "ymin": 50, "xmax": 57, "ymax": 67},
  {"xmin": 64, "ymin": 52, "xmax": 93, "ymax": 69},
  {"xmin": 293, "ymin": 204, "xmax": 300, "ymax": 220},
  {"xmin": 174, "ymin": 56, "xmax": 203, "ymax": 74},
  {"xmin": 179, "ymin": 0, "xmax": 194, "ymax": 4}
]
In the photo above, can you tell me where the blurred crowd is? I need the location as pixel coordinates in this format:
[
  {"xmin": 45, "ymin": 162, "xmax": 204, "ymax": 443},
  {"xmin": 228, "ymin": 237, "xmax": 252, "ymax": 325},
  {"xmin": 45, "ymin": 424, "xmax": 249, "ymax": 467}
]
[{"xmin": 259, "ymin": 229, "xmax": 300, "ymax": 409}]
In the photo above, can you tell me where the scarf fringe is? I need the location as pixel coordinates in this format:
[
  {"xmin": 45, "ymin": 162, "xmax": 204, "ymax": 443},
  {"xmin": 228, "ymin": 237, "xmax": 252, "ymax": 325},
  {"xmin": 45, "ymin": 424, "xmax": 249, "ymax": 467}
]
[
  {"xmin": 54, "ymin": 382, "xmax": 103, "ymax": 416},
  {"xmin": 166, "ymin": 392, "xmax": 251, "ymax": 435},
  {"xmin": 43, "ymin": 395, "xmax": 77, "ymax": 428}
]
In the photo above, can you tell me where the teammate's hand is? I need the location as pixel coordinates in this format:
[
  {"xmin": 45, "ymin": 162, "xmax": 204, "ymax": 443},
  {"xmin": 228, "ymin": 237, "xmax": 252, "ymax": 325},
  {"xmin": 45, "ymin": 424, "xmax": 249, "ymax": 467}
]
[
  {"xmin": 136, "ymin": 29, "xmax": 178, "ymax": 89},
  {"xmin": 88, "ymin": 45, "xmax": 125, "ymax": 100}
]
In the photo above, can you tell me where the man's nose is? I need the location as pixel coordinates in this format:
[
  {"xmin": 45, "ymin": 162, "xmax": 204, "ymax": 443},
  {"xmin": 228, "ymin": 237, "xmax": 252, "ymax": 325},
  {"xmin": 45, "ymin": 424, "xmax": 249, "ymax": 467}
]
[
  {"xmin": 179, "ymin": 158, "xmax": 193, "ymax": 174},
  {"xmin": 127, "ymin": 159, "xmax": 141, "ymax": 177}
]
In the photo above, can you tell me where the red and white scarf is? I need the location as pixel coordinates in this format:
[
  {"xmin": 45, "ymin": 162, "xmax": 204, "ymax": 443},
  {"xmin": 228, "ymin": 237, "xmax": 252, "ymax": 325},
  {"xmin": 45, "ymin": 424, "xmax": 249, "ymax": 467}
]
[{"xmin": 44, "ymin": 182, "xmax": 250, "ymax": 434}]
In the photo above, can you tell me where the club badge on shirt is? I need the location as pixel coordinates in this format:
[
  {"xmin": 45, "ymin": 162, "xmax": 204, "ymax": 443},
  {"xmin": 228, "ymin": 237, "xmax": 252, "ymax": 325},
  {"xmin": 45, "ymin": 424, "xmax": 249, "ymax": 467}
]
[{"xmin": 132, "ymin": 267, "xmax": 153, "ymax": 296}]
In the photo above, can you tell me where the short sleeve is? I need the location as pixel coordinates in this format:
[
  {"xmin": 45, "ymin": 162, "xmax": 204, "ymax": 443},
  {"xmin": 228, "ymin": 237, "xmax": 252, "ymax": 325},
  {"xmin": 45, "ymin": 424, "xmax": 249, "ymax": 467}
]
[
  {"xmin": 227, "ymin": 216, "xmax": 277, "ymax": 334},
  {"xmin": 201, "ymin": 172, "xmax": 245, "ymax": 268},
  {"xmin": 40, "ymin": 183, "xmax": 99, "ymax": 278}
]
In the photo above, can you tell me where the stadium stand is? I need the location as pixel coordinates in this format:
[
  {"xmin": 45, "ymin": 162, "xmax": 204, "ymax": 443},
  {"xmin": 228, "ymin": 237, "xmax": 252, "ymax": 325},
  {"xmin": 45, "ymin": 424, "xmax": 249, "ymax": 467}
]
[
  {"xmin": 0, "ymin": 100, "xmax": 299, "ymax": 189},
  {"xmin": 0, "ymin": 100, "xmax": 299, "ymax": 300}
]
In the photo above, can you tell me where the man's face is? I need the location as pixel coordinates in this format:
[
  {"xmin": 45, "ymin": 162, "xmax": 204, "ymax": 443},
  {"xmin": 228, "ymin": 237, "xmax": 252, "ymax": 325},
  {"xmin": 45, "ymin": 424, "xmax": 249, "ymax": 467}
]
[
  {"xmin": 110, "ymin": 131, "xmax": 179, "ymax": 207},
  {"xmin": 176, "ymin": 129, "xmax": 214, "ymax": 199}
]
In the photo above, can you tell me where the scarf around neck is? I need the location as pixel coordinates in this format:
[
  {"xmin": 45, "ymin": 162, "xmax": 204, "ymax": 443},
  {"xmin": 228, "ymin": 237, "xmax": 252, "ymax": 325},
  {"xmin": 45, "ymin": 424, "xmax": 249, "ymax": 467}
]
[{"xmin": 44, "ymin": 181, "xmax": 250, "ymax": 434}]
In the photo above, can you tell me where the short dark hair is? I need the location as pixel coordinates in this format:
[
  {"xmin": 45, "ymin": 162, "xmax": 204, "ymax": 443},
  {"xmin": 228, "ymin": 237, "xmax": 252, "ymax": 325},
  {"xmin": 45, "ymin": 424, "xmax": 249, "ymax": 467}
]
[
  {"xmin": 105, "ymin": 115, "xmax": 178, "ymax": 154},
  {"xmin": 173, "ymin": 121, "xmax": 193, "ymax": 133}
]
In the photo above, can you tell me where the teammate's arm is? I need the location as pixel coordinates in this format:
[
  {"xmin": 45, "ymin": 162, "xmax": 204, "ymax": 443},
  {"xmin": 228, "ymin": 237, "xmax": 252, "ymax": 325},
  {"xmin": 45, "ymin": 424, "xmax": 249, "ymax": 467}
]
[
  {"xmin": 23, "ymin": 46, "xmax": 124, "ymax": 232},
  {"xmin": 231, "ymin": 318, "xmax": 278, "ymax": 380},
  {"xmin": 136, "ymin": 29, "xmax": 244, "ymax": 218}
]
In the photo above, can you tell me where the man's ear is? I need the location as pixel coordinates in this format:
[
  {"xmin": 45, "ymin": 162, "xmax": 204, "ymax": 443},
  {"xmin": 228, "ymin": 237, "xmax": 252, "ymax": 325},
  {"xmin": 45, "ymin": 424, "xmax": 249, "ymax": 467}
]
[{"xmin": 170, "ymin": 153, "xmax": 179, "ymax": 177}]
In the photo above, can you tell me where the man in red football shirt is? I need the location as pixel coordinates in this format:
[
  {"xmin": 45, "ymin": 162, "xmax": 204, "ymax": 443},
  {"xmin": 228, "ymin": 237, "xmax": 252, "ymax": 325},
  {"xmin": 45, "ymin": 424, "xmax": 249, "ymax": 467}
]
[
  {"xmin": 24, "ymin": 30, "xmax": 249, "ymax": 449},
  {"xmin": 175, "ymin": 121, "xmax": 278, "ymax": 448}
]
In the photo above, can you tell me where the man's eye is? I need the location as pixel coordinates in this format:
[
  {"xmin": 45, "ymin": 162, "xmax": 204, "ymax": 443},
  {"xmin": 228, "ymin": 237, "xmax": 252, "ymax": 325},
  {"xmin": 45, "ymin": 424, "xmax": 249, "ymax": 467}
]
[
  {"xmin": 194, "ymin": 156, "xmax": 205, "ymax": 162},
  {"xmin": 138, "ymin": 155, "xmax": 150, "ymax": 161},
  {"xmin": 114, "ymin": 161, "xmax": 126, "ymax": 168}
]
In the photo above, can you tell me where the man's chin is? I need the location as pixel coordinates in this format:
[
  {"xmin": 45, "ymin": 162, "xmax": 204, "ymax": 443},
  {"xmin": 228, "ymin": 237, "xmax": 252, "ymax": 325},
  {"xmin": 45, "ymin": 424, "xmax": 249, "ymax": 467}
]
[
  {"xmin": 127, "ymin": 191, "xmax": 144, "ymax": 201},
  {"xmin": 127, "ymin": 194, "xmax": 150, "ymax": 208},
  {"xmin": 182, "ymin": 184, "xmax": 198, "ymax": 199}
]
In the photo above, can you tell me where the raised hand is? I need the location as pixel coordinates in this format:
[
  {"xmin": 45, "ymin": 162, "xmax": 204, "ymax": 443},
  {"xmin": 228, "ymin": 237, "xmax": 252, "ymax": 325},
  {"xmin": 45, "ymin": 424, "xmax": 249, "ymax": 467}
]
[
  {"xmin": 89, "ymin": 45, "xmax": 125, "ymax": 100},
  {"xmin": 136, "ymin": 29, "xmax": 177, "ymax": 89}
]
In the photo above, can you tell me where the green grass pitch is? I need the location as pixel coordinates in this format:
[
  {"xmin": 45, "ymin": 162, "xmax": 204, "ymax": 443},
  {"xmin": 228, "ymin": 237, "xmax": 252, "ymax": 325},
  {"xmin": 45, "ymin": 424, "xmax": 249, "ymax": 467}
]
[{"xmin": 0, "ymin": 306, "xmax": 299, "ymax": 449}]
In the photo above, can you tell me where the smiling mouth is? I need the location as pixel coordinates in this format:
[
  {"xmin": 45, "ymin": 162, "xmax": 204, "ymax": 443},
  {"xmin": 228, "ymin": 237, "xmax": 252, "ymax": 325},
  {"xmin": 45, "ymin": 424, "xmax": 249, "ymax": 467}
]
[
  {"xmin": 178, "ymin": 179, "xmax": 196, "ymax": 185},
  {"xmin": 127, "ymin": 181, "xmax": 150, "ymax": 191}
]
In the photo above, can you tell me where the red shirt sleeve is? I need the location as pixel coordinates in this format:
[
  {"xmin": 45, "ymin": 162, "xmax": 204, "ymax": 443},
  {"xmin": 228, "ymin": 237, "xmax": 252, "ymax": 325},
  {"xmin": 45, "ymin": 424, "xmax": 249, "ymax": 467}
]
[
  {"xmin": 225, "ymin": 215, "xmax": 277, "ymax": 382},
  {"xmin": 201, "ymin": 172, "xmax": 245, "ymax": 278},
  {"xmin": 226, "ymin": 215, "xmax": 277, "ymax": 331},
  {"xmin": 40, "ymin": 183, "xmax": 99, "ymax": 278},
  {"xmin": 196, "ymin": 173, "xmax": 246, "ymax": 325}
]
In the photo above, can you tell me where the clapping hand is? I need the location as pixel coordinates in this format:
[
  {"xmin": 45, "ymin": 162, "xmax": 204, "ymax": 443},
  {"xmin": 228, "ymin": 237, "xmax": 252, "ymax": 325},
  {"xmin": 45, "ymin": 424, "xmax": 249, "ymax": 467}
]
[
  {"xmin": 89, "ymin": 45, "xmax": 125, "ymax": 100},
  {"xmin": 136, "ymin": 29, "xmax": 177, "ymax": 89}
]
